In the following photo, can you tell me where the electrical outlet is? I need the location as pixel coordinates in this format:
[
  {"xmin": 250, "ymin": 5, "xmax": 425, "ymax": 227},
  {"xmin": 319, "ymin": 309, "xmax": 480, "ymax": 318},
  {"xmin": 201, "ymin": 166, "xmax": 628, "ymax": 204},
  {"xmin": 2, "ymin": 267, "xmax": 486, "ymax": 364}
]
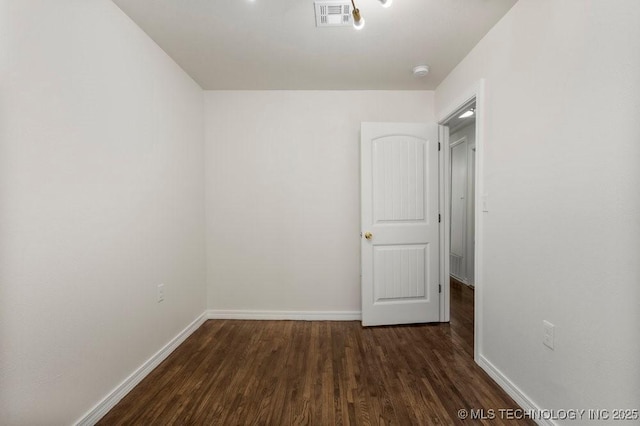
[
  {"xmin": 543, "ymin": 320, "xmax": 555, "ymax": 350},
  {"xmin": 157, "ymin": 284, "xmax": 165, "ymax": 303}
]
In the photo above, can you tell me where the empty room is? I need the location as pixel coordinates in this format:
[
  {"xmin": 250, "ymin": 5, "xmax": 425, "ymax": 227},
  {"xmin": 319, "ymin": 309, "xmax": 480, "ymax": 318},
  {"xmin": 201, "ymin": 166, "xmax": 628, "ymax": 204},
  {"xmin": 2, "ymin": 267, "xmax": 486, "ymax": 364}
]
[{"xmin": 2, "ymin": 0, "xmax": 639, "ymax": 425}]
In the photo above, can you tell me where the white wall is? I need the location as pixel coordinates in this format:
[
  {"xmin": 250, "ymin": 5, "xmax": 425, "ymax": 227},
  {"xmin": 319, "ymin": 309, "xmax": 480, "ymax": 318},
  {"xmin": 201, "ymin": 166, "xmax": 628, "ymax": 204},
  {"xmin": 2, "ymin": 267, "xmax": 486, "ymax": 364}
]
[
  {"xmin": 0, "ymin": 1, "xmax": 206, "ymax": 424},
  {"xmin": 436, "ymin": 0, "xmax": 640, "ymax": 417},
  {"xmin": 205, "ymin": 91, "xmax": 435, "ymax": 314}
]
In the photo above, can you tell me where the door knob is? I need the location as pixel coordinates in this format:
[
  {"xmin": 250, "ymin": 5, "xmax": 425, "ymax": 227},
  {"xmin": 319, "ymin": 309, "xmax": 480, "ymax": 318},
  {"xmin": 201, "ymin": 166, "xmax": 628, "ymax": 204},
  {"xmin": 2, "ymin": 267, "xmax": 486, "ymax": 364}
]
[{"xmin": 364, "ymin": 232, "xmax": 373, "ymax": 240}]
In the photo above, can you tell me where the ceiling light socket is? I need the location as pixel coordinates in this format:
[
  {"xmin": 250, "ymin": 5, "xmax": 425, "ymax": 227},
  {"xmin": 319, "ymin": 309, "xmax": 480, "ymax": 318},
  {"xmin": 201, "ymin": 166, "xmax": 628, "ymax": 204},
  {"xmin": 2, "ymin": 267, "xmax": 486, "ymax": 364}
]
[
  {"xmin": 352, "ymin": 8, "xmax": 365, "ymax": 30},
  {"xmin": 413, "ymin": 65, "xmax": 430, "ymax": 78}
]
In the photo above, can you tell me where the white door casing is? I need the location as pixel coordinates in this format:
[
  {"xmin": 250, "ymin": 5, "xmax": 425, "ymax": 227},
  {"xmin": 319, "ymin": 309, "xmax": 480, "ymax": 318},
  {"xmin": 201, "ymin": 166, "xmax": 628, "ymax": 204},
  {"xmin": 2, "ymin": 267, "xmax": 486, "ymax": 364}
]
[{"xmin": 361, "ymin": 122, "xmax": 440, "ymax": 326}]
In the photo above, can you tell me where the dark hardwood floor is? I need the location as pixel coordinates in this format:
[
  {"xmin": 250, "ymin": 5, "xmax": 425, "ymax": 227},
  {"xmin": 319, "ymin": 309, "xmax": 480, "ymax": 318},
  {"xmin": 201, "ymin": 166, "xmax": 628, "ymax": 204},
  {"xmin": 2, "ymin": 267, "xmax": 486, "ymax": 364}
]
[
  {"xmin": 100, "ymin": 282, "xmax": 532, "ymax": 425},
  {"xmin": 450, "ymin": 277, "xmax": 475, "ymax": 358}
]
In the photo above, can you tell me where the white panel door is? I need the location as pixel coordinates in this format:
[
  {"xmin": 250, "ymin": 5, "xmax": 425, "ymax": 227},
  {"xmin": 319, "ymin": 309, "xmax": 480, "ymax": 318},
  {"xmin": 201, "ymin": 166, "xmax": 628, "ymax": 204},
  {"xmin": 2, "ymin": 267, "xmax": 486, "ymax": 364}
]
[
  {"xmin": 450, "ymin": 140, "xmax": 468, "ymax": 280},
  {"xmin": 361, "ymin": 122, "xmax": 440, "ymax": 326}
]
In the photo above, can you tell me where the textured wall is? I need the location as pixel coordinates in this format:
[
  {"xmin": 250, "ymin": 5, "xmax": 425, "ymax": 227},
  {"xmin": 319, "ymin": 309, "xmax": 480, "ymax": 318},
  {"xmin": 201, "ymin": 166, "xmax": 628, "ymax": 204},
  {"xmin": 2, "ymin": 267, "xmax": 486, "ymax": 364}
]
[
  {"xmin": 204, "ymin": 91, "xmax": 435, "ymax": 314},
  {"xmin": 436, "ymin": 0, "xmax": 640, "ymax": 417},
  {"xmin": 0, "ymin": 1, "xmax": 206, "ymax": 423}
]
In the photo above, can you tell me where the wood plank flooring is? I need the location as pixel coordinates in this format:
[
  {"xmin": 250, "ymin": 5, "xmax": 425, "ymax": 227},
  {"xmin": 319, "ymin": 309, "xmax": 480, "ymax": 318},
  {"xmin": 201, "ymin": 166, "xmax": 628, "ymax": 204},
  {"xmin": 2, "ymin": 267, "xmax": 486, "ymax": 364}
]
[
  {"xmin": 450, "ymin": 277, "xmax": 475, "ymax": 358},
  {"xmin": 100, "ymin": 283, "xmax": 532, "ymax": 425}
]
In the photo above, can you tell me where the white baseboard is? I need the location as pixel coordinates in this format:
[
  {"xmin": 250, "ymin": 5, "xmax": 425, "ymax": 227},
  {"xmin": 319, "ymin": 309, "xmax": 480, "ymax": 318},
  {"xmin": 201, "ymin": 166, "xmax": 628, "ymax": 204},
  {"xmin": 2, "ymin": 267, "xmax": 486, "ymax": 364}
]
[
  {"xmin": 76, "ymin": 311, "xmax": 547, "ymax": 426},
  {"xmin": 206, "ymin": 309, "xmax": 361, "ymax": 321},
  {"xmin": 75, "ymin": 312, "xmax": 207, "ymax": 426},
  {"xmin": 478, "ymin": 355, "xmax": 554, "ymax": 426},
  {"xmin": 450, "ymin": 273, "xmax": 467, "ymax": 284}
]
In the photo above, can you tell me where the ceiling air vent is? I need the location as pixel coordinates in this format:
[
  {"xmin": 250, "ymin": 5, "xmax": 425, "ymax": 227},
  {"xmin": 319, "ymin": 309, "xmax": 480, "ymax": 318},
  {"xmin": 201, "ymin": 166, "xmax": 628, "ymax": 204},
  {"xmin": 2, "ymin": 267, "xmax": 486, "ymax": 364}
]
[{"xmin": 314, "ymin": 1, "xmax": 352, "ymax": 27}]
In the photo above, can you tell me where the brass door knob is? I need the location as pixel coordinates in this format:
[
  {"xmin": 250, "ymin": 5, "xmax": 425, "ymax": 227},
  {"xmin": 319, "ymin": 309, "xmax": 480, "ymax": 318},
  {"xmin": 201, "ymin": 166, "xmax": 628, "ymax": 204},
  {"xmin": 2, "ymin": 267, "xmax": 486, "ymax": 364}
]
[{"xmin": 364, "ymin": 232, "xmax": 373, "ymax": 240}]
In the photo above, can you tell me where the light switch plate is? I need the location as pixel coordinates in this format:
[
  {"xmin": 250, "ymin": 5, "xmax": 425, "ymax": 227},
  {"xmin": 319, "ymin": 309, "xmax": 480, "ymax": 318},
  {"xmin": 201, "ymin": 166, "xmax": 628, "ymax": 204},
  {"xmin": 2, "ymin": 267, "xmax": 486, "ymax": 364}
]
[
  {"xmin": 157, "ymin": 284, "xmax": 165, "ymax": 303},
  {"xmin": 543, "ymin": 320, "xmax": 555, "ymax": 349}
]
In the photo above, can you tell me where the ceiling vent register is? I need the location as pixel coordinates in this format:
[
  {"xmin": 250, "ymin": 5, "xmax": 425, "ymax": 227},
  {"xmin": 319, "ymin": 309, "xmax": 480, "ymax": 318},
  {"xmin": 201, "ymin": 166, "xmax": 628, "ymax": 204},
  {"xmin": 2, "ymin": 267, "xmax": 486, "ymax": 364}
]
[{"xmin": 314, "ymin": 1, "xmax": 352, "ymax": 27}]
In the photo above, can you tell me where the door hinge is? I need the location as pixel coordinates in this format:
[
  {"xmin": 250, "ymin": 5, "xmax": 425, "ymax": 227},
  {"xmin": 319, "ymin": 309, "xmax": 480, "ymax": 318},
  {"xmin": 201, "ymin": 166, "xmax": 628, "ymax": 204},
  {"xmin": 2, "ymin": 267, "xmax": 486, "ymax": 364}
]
[
  {"xmin": 439, "ymin": 284, "xmax": 442, "ymax": 293},
  {"xmin": 438, "ymin": 214, "xmax": 441, "ymax": 223},
  {"xmin": 438, "ymin": 142, "xmax": 441, "ymax": 151}
]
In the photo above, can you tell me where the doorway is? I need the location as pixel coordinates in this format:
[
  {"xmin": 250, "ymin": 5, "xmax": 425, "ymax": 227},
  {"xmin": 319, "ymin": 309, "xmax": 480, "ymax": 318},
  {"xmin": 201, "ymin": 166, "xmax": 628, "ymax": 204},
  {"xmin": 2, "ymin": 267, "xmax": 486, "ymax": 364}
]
[{"xmin": 442, "ymin": 99, "xmax": 477, "ymax": 357}]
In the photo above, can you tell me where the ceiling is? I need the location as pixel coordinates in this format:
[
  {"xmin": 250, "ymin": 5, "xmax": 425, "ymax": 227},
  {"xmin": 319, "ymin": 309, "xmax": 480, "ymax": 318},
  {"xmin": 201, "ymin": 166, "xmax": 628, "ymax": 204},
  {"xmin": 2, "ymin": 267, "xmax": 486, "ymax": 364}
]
[{"xmin": 112, "ymin": 0, "xmax": 517, "ymax": 90}]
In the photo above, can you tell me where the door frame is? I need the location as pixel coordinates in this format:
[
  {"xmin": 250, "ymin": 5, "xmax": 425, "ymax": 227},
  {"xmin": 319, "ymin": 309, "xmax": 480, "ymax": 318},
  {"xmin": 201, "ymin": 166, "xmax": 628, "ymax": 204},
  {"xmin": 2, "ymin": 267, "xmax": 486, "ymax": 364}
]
[{"xmin": 437, "ymin": 79, "xmax": 485, "ymax": 363}]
